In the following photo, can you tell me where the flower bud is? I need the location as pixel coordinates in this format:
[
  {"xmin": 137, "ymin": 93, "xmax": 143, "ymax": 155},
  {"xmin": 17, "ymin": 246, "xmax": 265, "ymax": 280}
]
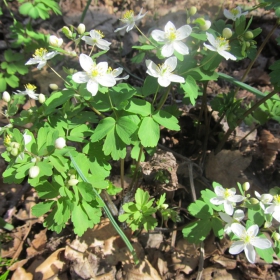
[
  {"xmin": 11, "ymin": 142, "xmax": 20, "ymax": 149},
  {"xmin": 264, "ymin": 221, "xmax": 272, "ymax": 228},
  {"xmin": 189, "ymin": 6, "xmax": 197, "ymax": 16},
  {"xmin": 29, "ymin": 166, "xmax": 40, "ymax": 178},
  {"xmin": 273, "ymin": 232, "xmax": 280, "ymax": 241},
  {"xmin": 55, "ymin": 137, "xmax": 66, "ymax": 149},
  {"xmin": 38, "ymin": 93, "xmax": 46, "ymax": 104},
  {"xmin": 62, "ymin": 26, "xmax": 72, "ymax": 38},
  {"xmin": 68, "ymin": 178, "xmax": 79, "ymax": 186},
  {"xmin": 6, "ymin": 123, "xmax": 13, "ymax": 128},
  {"xmin": 10, "ymin": 148, "xmax": 19, "ymax": 156},
  {"xmin": 2, "ymin": 91, "xmax": 11, "ymax": 103},
  {"xmin": 49, "ymin": 83, "xmax": 59, "ymax": 90},
  {"xmin": 200, "ymin": 20, "xmax": 211, "ymax": 31},
  {"xmin": 49, "ymin": 35, "xmax": 63, "ymax": 47},
  {"xmin": 250, "ymin": 198, "xmax": 259, "ymax": 205},
  {"xmin": 222, "ymin": 28, "xmax": 233, "ymax": 39},
  {"xmin": 244, "ymin": 31, "xmax": 254, "ymax": 39},
  {"xmin": 77, "ymin": 23, "xmax": 86, "ymax": 35},
  {"xmin": 246, "ymin": 42, "xmax": 251, "ymax": 48},
  {"xmin": 242, "ymin": 182, "xmax": 250, "ymax": 191}
]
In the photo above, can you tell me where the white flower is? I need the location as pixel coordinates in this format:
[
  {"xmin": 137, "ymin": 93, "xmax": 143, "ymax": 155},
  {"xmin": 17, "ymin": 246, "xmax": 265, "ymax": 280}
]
[
  {"xmin": 55, "ymin": 137, "xmax": 66, "ymax": 149},
  {"xmin": 108, "ymin": 67, "xmax": 129, "ymax": 82},
  {"xmin": 72, "ymin": 54, "xmax": 116, "ymax": 96},
  {"xmin": 23, "ymin": 131, "xmax": 32, "ymax": 146},
  {"xmin": 151, "ymin": 21, "xmax": 192, "ymax": 57},
  {"xmin": 82, "ymin": 30, "xmax": 111, "ymax": 51},
  {"xmin": 25, "ymin": 48, "xmax": 58, "ymax": 69},
  {"xmin": 2, "ymin": 91, "xmax": 11, "ymax": 102},
  {"xmin": 14, "ymin": 84, "xmax": 39, "ymax": 100},
  {"xmin": 204, "ymin": 32, "xmax": 236, "ymax": 61},
  {"xmin": 49, "ymin": 35, "xmax": 63, "ymax": 47},
  {"xmin": 219, "ymin": 209, "xmax": 244, "ymax": 234},
  {"xmin": 254, "ymin": 191, "xmax": 273, "ymax": 211},
  {"xmin": 29, "ymin": 166, "xmax": 40, "ymax": 178},
  {"xmin": 265, "ymin": 195, "xmax": 280, "ymax": 222},
  {"xmin": 114, "ymin": 8, "xmax": 147, "ymax": 33},
  {"xmin": 224, "ymin": 6, "xmax": 248, "ymax": 21},
  {"xmin": 146, "ymin": 56, "xmax": 185, "ymax": 87},
  {"xmin": 210, "ymin": 185, "xmax": 244, "ymax": 215},
  {"xmin": 229, "ymin": 224, "xmax": 271, "ymax": 264}
]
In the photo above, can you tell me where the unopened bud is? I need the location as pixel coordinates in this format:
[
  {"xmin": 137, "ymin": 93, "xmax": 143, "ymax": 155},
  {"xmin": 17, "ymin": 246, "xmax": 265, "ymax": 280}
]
[
  {"xmin": 189, "ymin": 6, "xmax": 197, "ymax": 16},
  {"xmin": 273, "ymin": 232, "xmax": 280, "ymax": 241},
  {"xmin": 10, "ymin": 148, "xmax": 19, "ymax": 156},
  {"xmin": 11, "ymin": 142, "xmax": 20, "ymax": 149},
  {"xmin": 246, "ymin": 41, "xmax": 251, "ymax": 48},
  {"xmin": 38, "ymin": 94, "xmax": 46, "ymax": 104},
  {"xmin": 222, "ymin": 28, "xmax": 233, "ymax": 39},
  {"xmin": 200, "ymin": 20, "xmax": 211, "ymax": 31},
  {"xmin": 55, "ymin": 137, "xmax": 66, "ymax": 149},
  {"xmin": 6, "ymin": 123, "xmax": 13, "ymax": 128},
  {"xmin": 49, "ymin": 35, "xmax": 63, "ymax": 47},
  {"xmin": 2, "ymin": 91, "xmax": 11, "ymax": 103},
  {"xmin": 29, "ymin": 166, "xmax": 40, "ymax": 178},
  {"xmin": 77, "ymin": 23, "xmax": 86, "ymax": 35},
  {"xmin": 62, "ymin": 26, "xmax": 72, "ymax": 38},
  {"xmin": 242, "ymin": 182, "xmax": 250, "ymax": 191},
  {"xmin": 244, "ymin": 31, "xmax": 254, "ymax": 40},
  {"xmin": 68, "ymin": 178, "xmax": 79, "ymax": 186},
  {"xmin": 264, "ymin": 221, "xmax": 272, "ymax": 228},
  {"xmin": 250, "ymin": 198, "xmax": 259, "ymax": 205},
  {"xmin": 49, "ymin": 83, "xmax": 58, "ymax": 90}
]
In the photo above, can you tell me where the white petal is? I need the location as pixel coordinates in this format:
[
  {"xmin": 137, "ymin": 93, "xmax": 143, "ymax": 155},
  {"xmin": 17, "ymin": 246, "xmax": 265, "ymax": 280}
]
[
  {"xmin": 114, "ymin": 25, "xmax": 128, "ymax": 33},
  {"xmin": 251, "ymin": 237, "xmax": 271, "ymax": 249},
  {"xmin": 82, "ymin": 36, "xmax": 94, "ymax": 46},
  {"xmin": 228, "ymin": 194, "xmax": 244, "ymax": 203},
  {"xmin": 254, "ymin": 191, "xmax": 261, "ymax": 199},
  {"xmin": 231, "ymin": 223, "xmax": 246, "ymax": 238},
  {"xmin": 97, "ymin": 61, "xmax": 109, "ymax": 73},
  {"xmin": 126, "ymin": 23, "xmax": 135, "ymax": 32},
  {"xmin": 233, "ymin": 209, "xmax": 244, "ymax": 221},
  {"xmin": 151, "ymin": 30, "xmax": 165, "ymax": 42},
  {"xmin": 244, "ymin": 244, "xmax": 256, "ymax": 264},
  {"xmin": 158, "ymin": 77, "xmax": 171, "ymax": 87},
  {"xmin": 79, "ymin": 54, "xmax": 94, "ymax": 72},
  {"xmin": 45, "ymin": 51, "xmax": 58, "ymax": 60},
  {"xmin": 25, "ymin": 58, "xmax": 38, "ymax": 65},
  {"xmin": 96, "ymin": 39, "xmax": 111, "ymax": 50},
  {"xmin": 218, "ymin": 50, "xmax": 237, "ymax": 60},
  {"xmin": 214, "ymin": 186, "xmax": 225, "ymax": 196},
  {"xmin": 223, "ymin": 9, "xmax": 234, "ymax": 20},
  {"xmin": 229, "ymin": 240, "xmax": 245, "ymax": 254},
  {"xmin": 161, "ymin": 43, "xmax": 174, "ymax": 57},
  {"xmin": 219, "ymin": 212, "xmax": 233, "ymax": 223},
  {"xmin": 210, "ymin": 197, "xmax": 225, "ymax": 205},
  {"xmin": 206, "ymin": 32, "xmax": 217, "ymax": 46},
  {"xmin": 247, "ymin": 224, "xmax": 259, "ymax": 237},
  {"xmin": 165, "ymin": 56, "xmax": 177, "ymax": 71},
  {"xmin": 204, "ymin": 43, "xmax": 217, "ymax": 52},
  {"xmin": 86, "ymin": 80, "xmax": 99, "ymax": 96},
  {"xmin": 37, "ymin": 61, "xmax": 47, "ymax": 69},
  {"xmin": 23, "ymin": 133, "xmax": 32, "ymax": 145},
  {"xmin": 98, "ymin": 75, "xmax": 116, "ymax": 87},
  {"xmin": 112, "ymin": 67, "xmax": 123, "ymax": 77},
  {"xmin": 169, "ymin": 73, "xmax": 185, "ymax": 84},
  {"xmin": 164, "ymin": 21, "xmax": 176, "ymax": 33},
  {"xmin": 265, "ymin": 205, "xmax": 276, "ymax": 214},
  {"xmin": 89, "ymin": 30, "xmax": 100, "ymax": 39},
  {"xmin": 176, "ymin": 25, "xmax": 192, "ymax": 40},
  {"xmin": 146, "ymin": 60, "xmax": 159, "ymax": 78},
  {"xmin": 224, "ymin": 201, "xmax": 234, "ymax": 215},
  {"xmin": 273, "ymin": 211, "xmax": 280, "ymax": 222},
  {"xmin": 173, "ymin": 41, "xmax": 189, "ymax": 55},
  {"xmin": 72, "ymin": 72, "xmax": 89, "ymax": 83}
]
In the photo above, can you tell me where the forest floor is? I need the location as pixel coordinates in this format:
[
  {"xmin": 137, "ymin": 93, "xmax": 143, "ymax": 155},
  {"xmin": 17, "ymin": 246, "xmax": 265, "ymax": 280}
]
[{"xmin": 1, "ymin": 0, "xmax": 280, "ymax": 279}]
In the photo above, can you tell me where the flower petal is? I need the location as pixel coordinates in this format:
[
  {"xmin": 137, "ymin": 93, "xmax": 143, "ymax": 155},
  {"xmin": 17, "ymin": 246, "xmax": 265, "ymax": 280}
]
[
  {"xmin": 161, "ymin": 43, "xmax": 174, "ymax": 57},
  {"xmin": 206, "ymin": 32, "xmax": 217, "ymax": 46},
  {"xmin": 151, "ymin": 30, "xmax": 165, "ymax": 42},
  {"xmin": 233, "ymin": 209, "xmax": 244, "ymax": 221},
  {"xmin": 158, "ymin": 77, "xmax": 171, "ymax": 87},
  {"xmin": 218, "ymin": 50, "xmax": 237, "ymax": 60},
  {"xmin": 228, "ymin": 194, "xmax": 244, "ymax": 203},
  {"xmin": 231, "ymin": 223, "xmax": 246, "ymax": 238},
  {"xmin": 168, "ymin": 73, "xmax": 185, "ymax": 84},
  {"xmin": 146, "ymin": 60, "xmax": 159, "ymax": 78},
  {"xmin": 273, "ymin": 211, "xmax": 280, "ymax": 222},
  {"xmin": 96, "ymin": 39, "xmax": 111, "ymax": 50},
  {"xmin": 72, "ymin": 72, "xmax": 89, "ymax": 83},
  {"xmin": 173, "ymin": 41, "xmax": 189, "ymax": 55},
  {"xmin": 164, "ymin": 21, "xmax": 176, "ymax": 33},
  {"xmin": 176, "ymin": 25, "xmax": 192, "ymax": 40},
  {"xmin": 247, "ymin": 224, "xmax": 259, "ymax": 237},
  {"xmin": 224, "ymin": 201, "xmax": 234, "ymax": 215},
  {"xmin": 214, "ymin": 186, "xmax": 225, "ymax": 196},
  {"xmin": 251, "ymin": 237, "xmax": 271, "ymax": 249},
  {"xmin": 223, "ymin": 9, "xmax": 234, "ymax": 20},
  {"xmin": 244, "ymin": 244, "xmax": 256, "ymax": 264},
  {"xmin": 98, "ymin": 75, "xmax": 116, "ymax": 87},
  {"xmin": 165, "ymin": 56, "xmax": 177, "ymax": 71},
  {"xmin": 86, "ymin": 79, "xmax": 99, "ymax": 96},
  {"xmin": 79, "ymin": 54, "xmax": 94, "ymax": 72},
  {"xmin": 229, "ymin": 240, "xmax": 245, "ymax": 254},
  {"xmin": 219, "ymin": 212, "xmax": 233, "ymax": 223},
  {"xmin": 210, "ymin": 197, "xmax": 225, "ymax": 205}
]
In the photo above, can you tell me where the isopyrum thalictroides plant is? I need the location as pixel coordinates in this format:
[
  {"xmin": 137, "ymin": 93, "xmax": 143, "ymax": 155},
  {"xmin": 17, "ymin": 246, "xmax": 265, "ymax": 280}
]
[{"xmin": 1, "ymin": 1, "xmax": 280, "ymax": 264}]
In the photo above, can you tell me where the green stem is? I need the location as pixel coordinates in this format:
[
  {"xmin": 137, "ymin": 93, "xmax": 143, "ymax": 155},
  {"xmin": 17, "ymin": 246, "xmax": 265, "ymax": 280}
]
[
  {"xmin": 107, "ymin": 91, "xmax": 117, "ymax": 118},
  {"xmin": 3, "ymin": 0, "xmax": 17, "ymax": 24},
  {"xmin": 135, "ymin": 25, "xmax": 156, "ymax": 47},
  {"xmin": 215, "ymin": 89, "xmax": 278, "ymax": 154},
  {"xmin": 120, "ymin": 158, "xmax": 124, "ymax": 189},
  {"xmin": 47, "ymin": 63, "xmax": 71, "ymax": 87},
  {"xmin": 80, "ymin": 0, "xmax": 91, "ymax": 23},
  {"xmin": 69, "ymin": 152, "xmax": 139, "ymax": 264},
  {"xmin": 155, "ymin": 85, "xmax": 171, "ymax": 111},
  {"xmin": 152, "ymin": 84, "xmax": 160, "ymax": 106}
]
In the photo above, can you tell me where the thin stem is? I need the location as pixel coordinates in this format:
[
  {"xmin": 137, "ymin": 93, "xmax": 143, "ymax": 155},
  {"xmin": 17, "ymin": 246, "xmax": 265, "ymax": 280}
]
[
  {"xmin": 215, "ymin": 89, "xmax": 278, "ymax": 154},
  {"xmin": 120, "ymin": 158, "xmax": 124, "ymax": 189},
  {"xmin": 135, "ymin": 25, "xmax": 156, "ymax": 47},
  {"xmin": 47, "ymin": 63, "xmax": 71, "ymax": 86},
  {"xmin": 155, "ymin": 85, "xmax": 171, "ymax": 111},
  {"xmin": 152, "ymin": 84, "xmax": 160, "ymax": 106},
  {"xmin": 3, "ymin": 0, "xmax": 17, "ymax": 24},
  {"xmin": 107, "ymin": 91, "xmax": 117, "ymax": 118}
]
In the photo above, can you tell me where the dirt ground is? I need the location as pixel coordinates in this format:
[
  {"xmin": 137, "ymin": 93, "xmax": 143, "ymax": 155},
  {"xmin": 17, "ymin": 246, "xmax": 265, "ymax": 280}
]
[{"xmin": 1, "ymin": 0, "xmax": 280, "ymax": 279}]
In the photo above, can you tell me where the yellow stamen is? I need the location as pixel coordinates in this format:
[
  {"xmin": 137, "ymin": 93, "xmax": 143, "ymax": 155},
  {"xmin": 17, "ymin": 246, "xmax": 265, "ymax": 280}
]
[
  {"xmin": 167, "ymin": 28, "xmax": 177, "ymax": 41},
  {"xmin": 274, "ymin": 195, "xmax": 280, "ymax": 203},
  {"xmin": 122, "ymin": 10, "xmax": 134, "ymax": 20},
  {"xmin": 230, "ymin": 8, "xmax": 239, "ymax": 16},
  {"xmin": 25, "ymin": 84, "xmax": 37, "ymax": 91},
  {"xmin": 91, "ymin": 69, "xmax": 99, "ymax": 77},
  {"xmin": 33, "ymin": 48, "xmax": 47, "ymax": 58},
  {"xmin": 4, "ymin": 135, "xmax": 12, "ymax": 146},
  {"xmin": 107, "ymin": 67, "xmax": 112, "ymax": 73},
  {"xmin": 217, "ymin": 37, "xmax": 230, "ymax": 50},
  {"xmin": 96, "ymin": 30, "xmax": 104, "ymax": 38},
  {"xmin": 224, "ymin": 188, "xmax": 231, "ymax": 198}
]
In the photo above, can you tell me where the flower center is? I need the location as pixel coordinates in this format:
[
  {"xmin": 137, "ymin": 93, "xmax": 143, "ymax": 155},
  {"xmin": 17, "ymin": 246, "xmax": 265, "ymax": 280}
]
[
  {"xmin": 230, "ymin": 8, "xmax": 239, "ymax": 16},
  {"xmin": 33, "ymin": 48, "xmax": 47, "ymax": 58},
  {"xmin": 274, "ymin": 195, "xmax": 280, "ymax": 205},
  {"xmin": 166, "ymin": 28, "xmax": 177, "ymax": 41},
  {"xmin": 25, "ymin": 83, "xmax": 37, "ymax": 91},
  {"xmin": 96, "ymin": 30, "xmax": 104, "ymax": 38},
  {"xmin": 122, "ymin": 10, "xmax": 134, "ymax": 20},
  {"xmin": 217, "ymin": 37, "xmax": 230, "ymax": 50},
  {"xmin": 224, "ymin": 188, "xmax": 232, "ymax": 198},
  {"xmin": 158, "ymin": 63, "xmax": 171, "ymax": 75},
  {"xmin": 91, "ymin": 68, "xmax": 99, "ymax": 77},
  {"xmin": 107, "ymin": 67, "xmax": 113, "ymax": 73},
  {"xmin": 4, "ymin": 135, "xmax": 11, "ymax": 146}
]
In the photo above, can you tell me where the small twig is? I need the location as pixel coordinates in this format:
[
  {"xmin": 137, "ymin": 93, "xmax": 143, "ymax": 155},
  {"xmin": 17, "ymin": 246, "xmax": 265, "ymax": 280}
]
[
  {"xmin": 188, "ymin": 162, "xmax": 197, "ymax": 202},
  {"xmin": 196, "ymin": 241, "xmax": 205, "ymax": 280}
]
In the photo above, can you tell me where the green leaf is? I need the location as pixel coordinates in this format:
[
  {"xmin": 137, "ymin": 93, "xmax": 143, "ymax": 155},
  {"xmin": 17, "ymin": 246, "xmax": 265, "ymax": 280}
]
[
  {"xmin": 91, "ymin": 117, "xmax": 115, "ymax": 142},
  {"xmin": 54, "ymin": 197, "xmax": 71, "ymax": 225},
  {"xmin": 135, "ymin": 188, "xmax": 150, "ymax": 206},
  {"xmin": 32, "ymin": 200, "xmax": 55, "ymax": 217},
  {"xmin": 125, "ymin": 98, "xmax": 152, "ymax": 116},
  {"xmin": 103, "ymin": 129, "xmax": 126, "ymax": 160},
  {"xmin": 36, "ymin": 181, "xmax": 60, "ymax": 199},
  {"xmin": 132, "ymin": 45, "xmax": 156, "ymax": 50},
  {"xmin": 131, "ymin": 52, "xmax": 145, "ymax": 64},
  {"xmin": 49, "ymin": 154, "xmax": 68, "ymax": 173},
  {"xmin": 188, "ymin": 200, "xmax": 212, "ymax": 219},
  {"xmin": 201, "ymin": 189, "xmax": 223, "ymax": 212},
  {"xmin": 211, "ymin": 217, "xmax": 224, "ymax": 239},
  {"xmin": 255, "ymin": 241, "xmax": 274, "ymax": 263},
  {"xmin": 152, "ymin": 109, "xmax": 180, "ymax": 130},
  {"xmin": 247, "ymin": 204, "xmax": 265, "ymax": 227},
  {"xmin": 138, "ymin": 116, "xmax": 159, "ymax": 147},
  {"xmin": 19, "ymin": 2, "xmax": 33, "ymax": 16},
  {"xmin": 5, "ymin": 74, "xmax": 19, "ymax": 88},
  {"xmin": 78, "ymin": 182, "xmax": 95, "ymax": 202},
  {"xmin": 181, "ymin": 75, "xmax": 199, "ymax": 105},
  {"xmin": 115, "ymin": 116, "xmax": 138, "ymax": 144},
  {"xmin": 140, "ymin": 76, "xmax": 159, "ymax": 97},
  {"xmin": 235, "ymin": 15, "xmax": 246, "ymax": 35},
  {"xmin": 182, "ymin": 220, "xmax": 212, "ymax": 244}
]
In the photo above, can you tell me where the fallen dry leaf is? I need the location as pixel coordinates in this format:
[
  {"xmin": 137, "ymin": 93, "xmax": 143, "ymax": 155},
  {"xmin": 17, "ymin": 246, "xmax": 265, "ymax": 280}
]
[
  {"xmin": 26, "ymin": 228, "xmax": 47, "ymax": 258},
  {"xmin": 11, "ymin": 267, "xmax": 33, "ymax": 280}
]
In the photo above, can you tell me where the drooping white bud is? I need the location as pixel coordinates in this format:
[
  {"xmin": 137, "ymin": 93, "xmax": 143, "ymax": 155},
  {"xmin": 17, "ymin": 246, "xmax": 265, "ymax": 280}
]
[
  {"xmin": 49, "ymin": 84, "xmax": 59, "ymax": 90},
  {"xmin": 2, "ymin": 91, "xmax": 11, "ymax": 102},
  {"xmin": 55, "ymin": 137, "xmax": 66, "ymax": 149},
  {"xmin": 200, "ymin": 20, "xmax": 211, "ymax": 31},
  {"xmin": 77, "ymin": 23, "xmax": 86, "ymax": 35},
  {"xmin": 222, "ymin": 28, "xmax": 233, "ymax": 39},
  {"xmin": 49, "ymin": 35, "xmax": 63, "ymax": 47},
  {"xmin": 38, "ymin": 93, "xmax": 46, "ymax": 104},
  {"xmin": 29, "ymin": 166, "xmax": 40, "ymax": 178},
  {"xmin": 68, "ymin": 178, "xmax": 79, "ymax": 186}
]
